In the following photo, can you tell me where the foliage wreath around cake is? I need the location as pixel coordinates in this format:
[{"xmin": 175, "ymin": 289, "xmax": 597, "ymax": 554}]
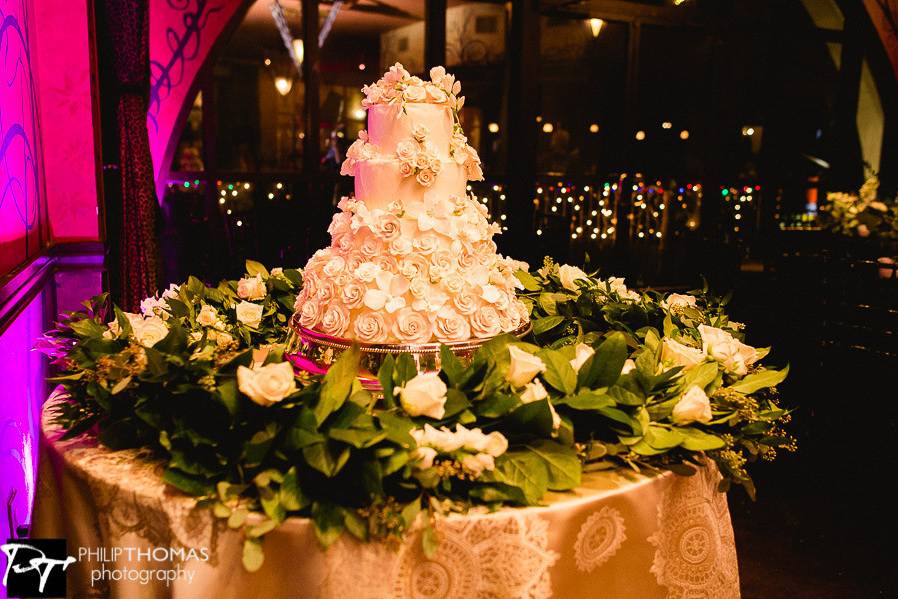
[
  {"xmin": 44, "ymin": 259, "xmax": 794, "ymax": 571},
  {"xmin": 43, "ymin": 65, "xmax": 794, "ymax": 572}
]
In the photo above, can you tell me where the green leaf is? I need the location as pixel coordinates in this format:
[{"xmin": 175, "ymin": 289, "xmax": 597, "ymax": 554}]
[
  {"xmin": 243, "ymin": 539, "xmax": 265, "ymax": 572},
  {"xmin": 438, "ymin": 345, "xmax": 466, "ymax": 387},
  {"xmin": 218, "ymin": 378, "xmax": 239, "ymax": 416},
  {"xmin": 557, "ymin": 390, "xmax": 613, "ymax": 411},
  {"xmin": 377, "ymin": 355, "xmax": 395, "ymax": 405},
  {"xmin": 645, "ymin": 425, "xmax": 684, "ymax": 450},
  {"xmin": 532, "ymin": 315, "xmax": 565, "ymax": 335},
  {"xmin": 329, "ymin": 428, "xmax": 387, "ymax": 448},
  {"xmin": 315, "ymin": 346, "xmax": 361, "ymax": 425},
  {"xmin": 245, "ymin": 259, "xmax": 270, "ymax": 278},
  {"xmin": 312, "ymin": 503, "xmax": 345, "ymax": 548},
  {"xmin": 580, "ymin": 332, "xmax": 627, "ymax": 388},
  {"xmin": 377, "ymin": 411, "xmax": 415, "ymax": 447},
  {"xmin": 524, "ymin": 439, "xmax": 581, "ymax": 490},
  {"xmin": 514, "ymin": 270, "xmax": 542, "ymax": 291},
  {"xmin": 729, "ymin": 365, "xmax": 789, "ymax": 394},
  {"xmin": 682, "ymin": 361, "xmax": 719, "ymax": 391},
  {"xmin": 538, "ymin": 350, "xmax": 577, "ymax": 394},
  {"xmin": 677, "ymin": 427, "xmax": 726, "ymax": 451},
  {"xmin": 279, "ymin": 467, "xmax": 305, "ymax": 511},
  {"xmin": 475, "ymin": 393, "xmax": 520, "ymax": 418},
  {"xmin": 492, "ymin": 451, "xmax": 549, "ymax": 504},
  {"xmin": 162, "ymin": 468, "xmax": 213, "ymax": 496},
  {"xmin": 303, "ymin": 442, "xmax": 350, "ymax": 476},
  {"xmin": 394, "ymin": 353, "xmax": 418, "ymax": 386},
  {"xmin": 442, "ymin": 389, "xmax": 471, "ymax": 419},
  {"xmin": 506, "ymin": 400, "xmax": 554, "ymax": 437},
  {"xmin": 608, "ymin": 385, "xmax": 644, "ymax": 406},
  {"xmin": 422, "ymin": 521, "xmax": 439, "ymax": 558}
]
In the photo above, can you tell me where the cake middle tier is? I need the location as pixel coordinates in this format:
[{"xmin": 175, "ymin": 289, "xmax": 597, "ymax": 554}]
[
  {"xmin": 354, "ymin": 158, "xmax": 467, "ymax": 209},
  {"xmin": 367, "ymin": 103, "xmax": 454, "ymax": 158}
]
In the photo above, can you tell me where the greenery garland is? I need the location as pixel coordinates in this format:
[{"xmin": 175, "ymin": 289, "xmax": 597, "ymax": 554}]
[{"xmin": 43, "ymin": 259, "xmax": 794, "ymax": 571}]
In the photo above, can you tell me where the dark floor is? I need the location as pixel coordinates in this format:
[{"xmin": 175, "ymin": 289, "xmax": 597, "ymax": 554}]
[{"xmin": 725, "ymin": 264, "xmax": 898, "ymax": 599}]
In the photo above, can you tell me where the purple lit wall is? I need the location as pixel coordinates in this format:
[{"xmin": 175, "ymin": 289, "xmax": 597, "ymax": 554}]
[
  {"xmin": 1, "ymin": 0, "xmax": 101, "ymax": 570},
  {"xmin": 149, "ymin": 0, "xmax": 245, "ymax": 198},
  {"xmin": 0, "ymin": 287, "xmax": 53, "ymax": 540}
]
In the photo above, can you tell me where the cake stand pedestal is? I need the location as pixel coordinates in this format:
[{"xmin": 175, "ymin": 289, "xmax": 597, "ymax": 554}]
[{"xmin": 285, "ymin": 314, "xmax": 532, "ymax": 390}]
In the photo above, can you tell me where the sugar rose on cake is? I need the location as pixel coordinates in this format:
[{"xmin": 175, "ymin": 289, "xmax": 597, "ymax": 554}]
[{"xmin": 294, "ymin": 64, "xmax": 530, "ymax": 344}]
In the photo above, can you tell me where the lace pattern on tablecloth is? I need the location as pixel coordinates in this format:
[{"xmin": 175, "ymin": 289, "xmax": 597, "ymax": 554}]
[
  {"xmin": 319, "ymin": 513, "xmax": 559, "ymax": 599},
  {"xmin": 648, "ymin": 465, "xmax": 740, "ymax": 598},
  {"xmin": 574, "ymin": 506, "xmax": 627, "ymax": 572}
]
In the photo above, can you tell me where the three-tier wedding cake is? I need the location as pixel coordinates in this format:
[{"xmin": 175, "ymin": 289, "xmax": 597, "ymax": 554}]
[{"xmin": 293, "ymin": 64, "xmax": 529, "ymax": 344}]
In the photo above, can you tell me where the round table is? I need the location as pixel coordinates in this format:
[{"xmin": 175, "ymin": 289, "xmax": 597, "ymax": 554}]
[{"xmin": 32, "ymin": 392, "xmax": 740, "ymax": 598}]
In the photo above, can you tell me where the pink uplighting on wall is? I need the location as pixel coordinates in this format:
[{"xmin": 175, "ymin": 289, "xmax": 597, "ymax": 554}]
[
  {"xmin": 148, "ymin": 0, "xmax": 245, "ymax": 199},
  {"xmin": 33, "ymin": 0, "xmax": 99, "ymax": 242}
]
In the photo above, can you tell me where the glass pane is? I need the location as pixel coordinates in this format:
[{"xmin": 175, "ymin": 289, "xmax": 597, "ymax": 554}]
[
  {"xmin": 446, "ymin": 1, "xmax": 507, "ymax": 67},
  {"xmin": 538, "ymin": 17, "xmax": 629, "ymax": 176},
  {"xmin": 170, "ymin": 92, "xmax": 203, "ymax": 171}
]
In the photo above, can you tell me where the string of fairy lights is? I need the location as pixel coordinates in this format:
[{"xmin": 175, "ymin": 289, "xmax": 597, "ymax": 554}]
[{"xmin": 164, "ymin": 177, "xmax": 756, "ymax": 245}]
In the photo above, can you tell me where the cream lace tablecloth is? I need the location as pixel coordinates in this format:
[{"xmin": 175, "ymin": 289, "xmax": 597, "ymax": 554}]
[{"xmin": 32, "ymin": 394, "xmax": 740, "ymax": 599}]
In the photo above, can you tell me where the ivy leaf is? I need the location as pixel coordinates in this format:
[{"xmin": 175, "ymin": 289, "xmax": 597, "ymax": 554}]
[
  {"xmin": 315, "ymin": 346, "xmax": 361, "ymax": 425},
  {"xmin": 729, "ymin": 365, "xmax": 789, "ymax": 394}
]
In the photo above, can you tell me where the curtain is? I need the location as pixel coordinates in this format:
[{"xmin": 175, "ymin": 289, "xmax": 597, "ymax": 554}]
[{"xmin": 104, "ymin": 0, "xmax": 158, "ymax": 311}]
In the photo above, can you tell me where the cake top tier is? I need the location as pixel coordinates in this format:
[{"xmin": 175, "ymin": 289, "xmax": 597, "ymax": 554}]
[{"xmin": 362, "ymin": 63, "xmax": 464, "ymax": 111}]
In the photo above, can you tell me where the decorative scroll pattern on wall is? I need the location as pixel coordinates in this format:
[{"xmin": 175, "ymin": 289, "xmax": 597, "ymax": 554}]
[
  {"xmin": 149, "ymin": 0, "xmax": 243, "ymax": 197},
  {"xmin": 148, "ymin": 0, "xmax": 222, "ymax": 135},
  {"xmin": 0, "ymin": 0, "xmax": 46, "ymax": 278}
]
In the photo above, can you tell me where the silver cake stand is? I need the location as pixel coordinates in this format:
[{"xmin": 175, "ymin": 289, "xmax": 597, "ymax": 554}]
[{"xmin": 285, "ymin": 313, "xmax": 532, "ymax": 390}]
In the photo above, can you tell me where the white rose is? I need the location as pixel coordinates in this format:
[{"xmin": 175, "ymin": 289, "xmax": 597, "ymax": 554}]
[
  {"xmin": 698, "ymin": 325, "xmax": 759, "ymax": 376},
  {"xmin": 569, "ymin": 343, "xmax": 595, "ymax": 371},
  {"xmin": 520, "ymin": 379, "xmax": 548, "ymax": 403},
  {"xmin": 133, "ymin": 316, "xmax": 169, "ymax": 347},
  {"xmin": 270, "ymin": 267, "xmax": 284, "ymax": 277},
  {"xmin": 559, "ymin": 264, "xmax": 589, "ymax": 291},
  {"xmin": 397, "ymin": 372, "xmax": 448, "ymax": 419},
  {"xmin": 197, "ymin": 304, "xmax": 219, "ymax": 327},
  {"xmin": 236, "ymin": 301, "xmax": 264, "ymax": 329},
  {"xmin": 661, "ymin": 338, "xmax": 706, "ymax": 369},
  {"xmin": 663, "ymin": 293, "xmax": 697, "ymax": 310},
  {"xmin": 412, "ymin": 446, "xmax": 438, "ymax": 470},
  {"xmin": 237, "ymin": 275, "xmax": 267, "ymax": 300},
  {"xmin": 461, "ymin": 452, "xmax": 495, "ymax": 477},
  {"xmin": 237, "ymin": 361, "xmax": 297, "ymax": 407},
  {"xmin": 506, "ymin": 345, "xmax": 547, "ymax": 387},
  {"xmin": 621, "ymin": 359, "xmax": 637, "ymax": 375},
  {"xmin": 481, "ymin": 431, "xmax": 509, "ymax": 457},
  {"xmin": 672, "ymin": 385, "xmax": 712, "ymax": 425}
]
